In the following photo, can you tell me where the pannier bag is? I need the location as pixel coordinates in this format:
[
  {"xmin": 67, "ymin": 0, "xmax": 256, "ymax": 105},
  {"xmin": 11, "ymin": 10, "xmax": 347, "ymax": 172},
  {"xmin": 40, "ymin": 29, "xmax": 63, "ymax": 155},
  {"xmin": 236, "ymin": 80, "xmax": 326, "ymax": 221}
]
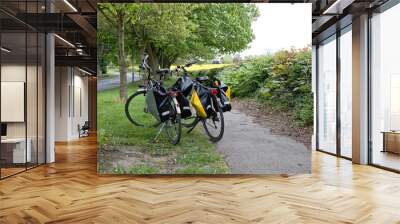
[
  {"xmin": 213, "ymin": 79, "xmax": 232, "ymax": 112},
  {"xmin": 219, "ymin": 90, "xmax": 232, "ymax": 112},
  {"xmin": 145, "ymin": 84, "xmax": 171, "ymax": 122},
  {"xmin": 173, "ymin": 75, "xmax": 193, "ymax": 97},
  {"xmin": 191, "ymin": 85, "xmax": 212, "ymax": 118},
  {"xmin": 176, "ymin": 94, "xmax": 192, "ymax": 119},
  {"xmin": 223, "ymin": 85, "xmax": 231, "ymax": 100}
]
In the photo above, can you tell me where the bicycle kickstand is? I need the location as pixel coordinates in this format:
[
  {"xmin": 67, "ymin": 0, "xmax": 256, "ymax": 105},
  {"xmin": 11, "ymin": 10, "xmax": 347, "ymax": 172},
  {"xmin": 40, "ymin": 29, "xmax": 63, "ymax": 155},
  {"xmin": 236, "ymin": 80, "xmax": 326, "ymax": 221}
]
[{"xmin": 153, "ymin": 123, "xmax": 165, "ymax": 142}]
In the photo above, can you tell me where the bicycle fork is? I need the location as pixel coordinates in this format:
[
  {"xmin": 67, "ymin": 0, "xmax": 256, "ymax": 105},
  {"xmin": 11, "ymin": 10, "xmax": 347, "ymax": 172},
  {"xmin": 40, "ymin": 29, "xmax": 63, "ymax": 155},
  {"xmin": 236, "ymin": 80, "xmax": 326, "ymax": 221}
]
[
  {"xmin": 187, "ymin": 117, "xmax": 200, "ymax": 134},
  {"xmin": 153, "ymin": 123, "xmax": 166, "ymax": 142}
]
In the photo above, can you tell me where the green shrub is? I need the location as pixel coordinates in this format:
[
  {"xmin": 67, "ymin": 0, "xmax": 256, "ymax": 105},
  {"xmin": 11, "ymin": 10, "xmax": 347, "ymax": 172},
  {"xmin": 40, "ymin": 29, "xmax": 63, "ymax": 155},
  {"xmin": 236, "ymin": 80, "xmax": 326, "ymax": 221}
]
[
  {"xmin": 294, "ymin": 95, "xmax": 313, "ymax": 126},
  {"xmin": 219, "ymin": 56, "xmax": 273, "ymax": 97},
  {"xmin": 219, "ymin": 48, "xmax": 313, "ymax": 126},
  {"xmin": 191, "ymin": 67, "xmax": 225, "ymax": 81}
]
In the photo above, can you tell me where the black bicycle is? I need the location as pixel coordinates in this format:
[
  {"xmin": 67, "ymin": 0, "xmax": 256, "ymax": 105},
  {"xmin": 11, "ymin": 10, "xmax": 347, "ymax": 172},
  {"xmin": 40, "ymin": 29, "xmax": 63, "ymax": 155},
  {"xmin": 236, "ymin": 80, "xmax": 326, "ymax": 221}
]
[
  {"xmin": 124, "ymin": 54, "xmax": 182, "ymax": 145},
  {"xmin": 173, "ymin": 63, "xmax": 225, "ymax": 142}
]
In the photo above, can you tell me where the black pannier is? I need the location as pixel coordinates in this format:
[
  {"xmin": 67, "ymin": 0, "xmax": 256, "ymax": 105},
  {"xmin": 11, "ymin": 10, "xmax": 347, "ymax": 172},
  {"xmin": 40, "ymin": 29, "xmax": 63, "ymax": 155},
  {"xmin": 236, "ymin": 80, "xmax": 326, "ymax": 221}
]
[
  {"xmin": 172, "ymin": 75, "xmax": 193, "ymax": 119},
  {"xmin": 173, "ymin": 75, "xmax": 193, "ymax": 97},
  {"xmin": 145, "ymin": 84, "xmax": 171, "ymax": 122},
  {"xmin": 213, "ymin": 79, "xmax": 232, "ymax": 112},
  {"xmin": 219, "ymin": 90, "xmax": 231, "ymax": 112},
  {"xmin": 176, "ymin": 94, "xmax": 192, "ymax": 119}
]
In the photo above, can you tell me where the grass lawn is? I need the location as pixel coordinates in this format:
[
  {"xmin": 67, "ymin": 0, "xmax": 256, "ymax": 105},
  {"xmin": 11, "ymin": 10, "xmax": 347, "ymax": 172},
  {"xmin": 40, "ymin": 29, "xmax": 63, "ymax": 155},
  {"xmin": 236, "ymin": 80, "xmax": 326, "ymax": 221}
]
[{"xmin": 97, "ymin": 78, "xmax": 229, "ymax": 174}]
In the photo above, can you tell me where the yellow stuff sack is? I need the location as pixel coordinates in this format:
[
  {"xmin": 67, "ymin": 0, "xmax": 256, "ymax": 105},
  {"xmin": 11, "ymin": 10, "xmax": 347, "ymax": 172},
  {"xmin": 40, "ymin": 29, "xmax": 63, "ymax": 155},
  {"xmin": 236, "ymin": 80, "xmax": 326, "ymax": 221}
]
[
  {"xmin": 225, "ymin": 86, "xmax": 231, "ymax": 100},
  {"xmin": 191, "ymin": 90, "xmax": 207, "ymax": 118}
]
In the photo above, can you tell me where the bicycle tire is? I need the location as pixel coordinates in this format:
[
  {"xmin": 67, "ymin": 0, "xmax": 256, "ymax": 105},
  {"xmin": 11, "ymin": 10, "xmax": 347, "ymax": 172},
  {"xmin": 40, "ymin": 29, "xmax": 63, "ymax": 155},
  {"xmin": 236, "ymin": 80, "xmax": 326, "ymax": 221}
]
[
  {"xmin": 181, "ymin": 116, "xmax": 197, "ymax": 128},
  {"xmin": 180, "ymin": 95, "xmax": 197, "ymax": 128},
  {"xmin": 124, "ymin": 90, "xmax": 160, "ymax": 127},
  {"xmin": 202, "ymin": 95, "xmax": 224, "ymax": 142},
  {"xmin": 165, "ymin": 98, "xmax": 182, "ymax": 145}
]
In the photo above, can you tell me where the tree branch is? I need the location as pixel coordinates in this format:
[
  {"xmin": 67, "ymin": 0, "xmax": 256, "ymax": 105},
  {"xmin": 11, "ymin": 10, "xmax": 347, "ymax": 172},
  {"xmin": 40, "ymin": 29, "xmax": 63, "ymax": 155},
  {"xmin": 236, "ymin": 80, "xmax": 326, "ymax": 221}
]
[{"xmin": 98, "ymin": 5, "xmax": 116, "ymax": 25}]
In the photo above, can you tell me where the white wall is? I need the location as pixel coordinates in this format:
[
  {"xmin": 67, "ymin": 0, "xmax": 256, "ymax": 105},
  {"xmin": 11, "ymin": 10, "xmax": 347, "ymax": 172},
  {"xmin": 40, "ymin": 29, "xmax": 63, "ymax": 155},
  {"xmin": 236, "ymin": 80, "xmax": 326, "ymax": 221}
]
[
  {"xmin": 55, "ymin": 66, "xmax": 70, "ymax": 141},
  {"xmin": 55, "ymin": 67, "xmax": 89, "ymax": 141}
]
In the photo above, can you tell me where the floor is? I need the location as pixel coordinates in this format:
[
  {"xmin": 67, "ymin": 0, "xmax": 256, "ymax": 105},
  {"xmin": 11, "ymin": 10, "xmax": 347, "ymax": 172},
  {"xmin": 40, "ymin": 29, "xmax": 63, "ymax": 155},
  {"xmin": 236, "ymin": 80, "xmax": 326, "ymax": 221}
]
[
  {"xmin": 0, "ymin": 167, "xmax": 25, "ymax": 178},
  {"xmin": 372, "ymin": 150, "xmax": 400, "ymax": 171},
  {"xmin": 0, "ymin": 136, "xmax": 400, "ymax": 223},
  {"xmin": 1, "ymin": 163, "xmax": 43, "ymax": 179}
]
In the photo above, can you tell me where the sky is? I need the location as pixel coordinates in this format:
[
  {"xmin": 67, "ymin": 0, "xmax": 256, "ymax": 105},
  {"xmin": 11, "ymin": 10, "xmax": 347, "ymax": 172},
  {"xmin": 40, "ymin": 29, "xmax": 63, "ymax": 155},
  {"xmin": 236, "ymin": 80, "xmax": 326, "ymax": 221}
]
[{"xmin": 240, "ymin": 3, "xmax": 312, "ymax": 57}]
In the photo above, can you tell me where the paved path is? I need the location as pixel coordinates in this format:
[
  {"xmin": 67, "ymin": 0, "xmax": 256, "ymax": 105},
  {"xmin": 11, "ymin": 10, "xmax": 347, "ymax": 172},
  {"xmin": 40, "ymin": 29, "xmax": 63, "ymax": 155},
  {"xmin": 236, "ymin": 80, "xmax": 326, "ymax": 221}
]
[
  {"xmin": 217, "ymin": 109, "xmax": 311, "ymax": 174},
  {"xmin": 97, "ymin": 73, "xmax": 141, "ymax": 91}
]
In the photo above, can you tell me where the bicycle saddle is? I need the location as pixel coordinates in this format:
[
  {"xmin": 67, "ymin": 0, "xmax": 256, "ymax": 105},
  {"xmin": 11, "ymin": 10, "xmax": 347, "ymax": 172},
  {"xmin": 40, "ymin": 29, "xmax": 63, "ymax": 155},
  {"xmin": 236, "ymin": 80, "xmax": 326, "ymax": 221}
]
[
  {"xmin": 156, "ymin": 68, "xmax": 170, "ymax": 74},
  {"xmin": 196, "ymin": 76, "xmax": 209, "ymax": 82}
]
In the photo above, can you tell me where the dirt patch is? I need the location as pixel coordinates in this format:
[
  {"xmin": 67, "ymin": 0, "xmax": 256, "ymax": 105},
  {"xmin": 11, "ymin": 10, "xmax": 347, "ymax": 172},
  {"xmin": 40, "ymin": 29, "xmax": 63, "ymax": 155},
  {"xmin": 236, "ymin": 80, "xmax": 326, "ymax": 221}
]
[
  {"xmin": 98, "ymin": 145, "xmax": 179, "ymax": 174},
  {"xmin": 232, "ymin": 98, "xmax": 312, "ymax": 149}
]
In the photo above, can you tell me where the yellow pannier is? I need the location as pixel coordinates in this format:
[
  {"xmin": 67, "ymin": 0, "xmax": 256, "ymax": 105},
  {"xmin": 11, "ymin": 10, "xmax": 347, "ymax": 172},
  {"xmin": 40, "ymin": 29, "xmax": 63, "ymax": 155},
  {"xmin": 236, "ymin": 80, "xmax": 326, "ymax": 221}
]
[
  {"xmin": 191, "ymin": 89, "xmax": 207, "ymax": 118},
  {"xmin": 225, "ymin": 86, "xmax": 231, "ymax": 100}
]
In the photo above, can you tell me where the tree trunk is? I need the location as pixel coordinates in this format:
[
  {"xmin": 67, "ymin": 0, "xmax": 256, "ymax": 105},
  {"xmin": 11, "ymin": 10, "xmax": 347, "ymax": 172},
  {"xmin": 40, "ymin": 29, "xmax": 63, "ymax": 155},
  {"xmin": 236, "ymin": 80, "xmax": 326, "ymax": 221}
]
[
  {"xmin": 146, "ymin": 44, "xmax": 160, "ymax": 79},
  {"xmin": 131, "ymin": 54, "xmax": 135, "ymax": 83},
  {"xmin": 139, "ymin": 46, "xmax": 147, "ymax": 83},
  {"xmin": 117, "ymin": 14, "xmax": 127, "ymax": 103},
  {"xmin": 97, "ymin": 44, "xmax": 104, "ymax": 77},
  {"xmin": 97, "ymin": 57, "xmax": 102, "ymax": 77}
]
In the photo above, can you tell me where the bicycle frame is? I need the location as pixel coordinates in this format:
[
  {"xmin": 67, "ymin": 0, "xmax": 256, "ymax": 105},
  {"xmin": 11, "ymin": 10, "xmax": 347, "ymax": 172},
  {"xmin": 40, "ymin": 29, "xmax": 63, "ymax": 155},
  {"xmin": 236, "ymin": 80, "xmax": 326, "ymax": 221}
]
[
  {"xmin": 130, "ymin": 54, "xmax": 180, "ymax": 125},
  {"xmin": 174, "ymin": 67, "xmax": 219, "ymax": 132}
]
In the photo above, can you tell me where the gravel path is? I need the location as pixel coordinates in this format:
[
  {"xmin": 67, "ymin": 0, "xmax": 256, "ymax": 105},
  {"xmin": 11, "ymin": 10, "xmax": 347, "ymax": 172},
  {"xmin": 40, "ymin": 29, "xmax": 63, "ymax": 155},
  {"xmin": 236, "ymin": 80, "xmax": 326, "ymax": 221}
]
[{"xmin": 216, "ymin": 109, "xmax": 311, "ymax": 174}]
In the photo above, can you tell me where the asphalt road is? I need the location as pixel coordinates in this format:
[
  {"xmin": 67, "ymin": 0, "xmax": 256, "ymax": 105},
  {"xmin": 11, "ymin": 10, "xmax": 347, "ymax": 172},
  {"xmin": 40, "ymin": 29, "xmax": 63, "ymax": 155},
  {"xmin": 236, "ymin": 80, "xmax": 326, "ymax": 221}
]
[
  {"xmin": 216, "ymin": 109, "xmax": 311, "ymax": 174},
  {"xmin": 97, "ymin": 73, "xmax": 141, "ymax": 91}
]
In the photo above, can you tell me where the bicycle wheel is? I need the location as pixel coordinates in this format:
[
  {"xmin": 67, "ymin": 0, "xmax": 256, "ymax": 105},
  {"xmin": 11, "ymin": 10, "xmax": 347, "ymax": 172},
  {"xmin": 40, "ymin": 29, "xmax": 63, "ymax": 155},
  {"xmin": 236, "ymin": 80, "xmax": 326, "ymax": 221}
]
[
  {"xmin": 181, "ymin": 105, "xmax": 198, "ymax": 128},
  {"xmin": 125, "ymin": 90, "xmax": 160, "ymax": 127},
  {"xmin": 202, "ymin": 95, "xmax": 224, "ymax": 142},
  {"xmin": 164, "ymin": 97, "xmax": 182, "ymax": 145}
]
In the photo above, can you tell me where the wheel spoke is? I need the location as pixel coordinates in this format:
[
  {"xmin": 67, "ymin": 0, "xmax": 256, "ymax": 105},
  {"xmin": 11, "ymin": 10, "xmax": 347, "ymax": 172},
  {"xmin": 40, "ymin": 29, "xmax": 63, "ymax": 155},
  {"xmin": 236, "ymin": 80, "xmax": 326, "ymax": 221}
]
[
  {"xmin": 125, "ymin": 90, "xmax": 160, "ymax": 127},
  {"xmin": 202, "ymin": 96, "xmax": 224, "ymax": 142},
  {"xmin": 162, "ymin": 99, "xmax": 181, "ymax": 144}
]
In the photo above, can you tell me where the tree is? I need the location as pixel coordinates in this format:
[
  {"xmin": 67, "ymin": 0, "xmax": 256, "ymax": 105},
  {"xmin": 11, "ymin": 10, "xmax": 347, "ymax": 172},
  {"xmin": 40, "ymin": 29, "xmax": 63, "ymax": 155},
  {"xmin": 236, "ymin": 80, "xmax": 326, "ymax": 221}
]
[
  {"xmin": 97, "ymin": 12, "xmax": 117, "ymax": 77},
  {"xmin": 128, "ymin": 4, "xmax": 195, "ymax": 71},
  {"xmin": 98, "ymin": 3, "xmax": 139, "ymax": 102},
  {"xmin": 137, "ymin": 3, "xmax": 260, "ymax": 70},
  {"xmin": 98, "ymin": 3, "xmax": 260, "ymax": 83}
]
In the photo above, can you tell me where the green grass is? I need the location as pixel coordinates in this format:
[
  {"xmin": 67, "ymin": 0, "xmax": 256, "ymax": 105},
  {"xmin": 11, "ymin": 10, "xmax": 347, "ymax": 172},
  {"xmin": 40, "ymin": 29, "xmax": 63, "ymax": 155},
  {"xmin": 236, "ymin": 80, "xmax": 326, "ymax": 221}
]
[
  {"xmin": 98, "ymin": 78, "xmax": 229, "ymax": 174},
  {"xmin": 113, "ymin": 165, "xmax": 159, "ymax": 174}
]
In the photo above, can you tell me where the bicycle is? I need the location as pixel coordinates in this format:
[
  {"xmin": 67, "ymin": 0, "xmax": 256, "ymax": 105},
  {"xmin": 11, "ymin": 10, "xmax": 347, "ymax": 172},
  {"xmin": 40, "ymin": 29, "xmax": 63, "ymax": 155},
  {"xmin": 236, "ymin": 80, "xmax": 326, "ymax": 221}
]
[
  {"xmin": 124, "ymin": 54, "xmax": 182, "ymax": 145},
  {"xmin": 173, "ymin": 62, "xmax": 225, "ymax": 142}
]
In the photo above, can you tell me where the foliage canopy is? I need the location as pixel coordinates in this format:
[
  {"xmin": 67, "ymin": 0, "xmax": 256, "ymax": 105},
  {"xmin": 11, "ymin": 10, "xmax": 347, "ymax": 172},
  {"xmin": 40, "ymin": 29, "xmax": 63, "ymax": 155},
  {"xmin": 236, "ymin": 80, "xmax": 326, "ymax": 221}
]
[{"xmin": 98, "ymin": 3, "xmax": 259, "ymax": 69}]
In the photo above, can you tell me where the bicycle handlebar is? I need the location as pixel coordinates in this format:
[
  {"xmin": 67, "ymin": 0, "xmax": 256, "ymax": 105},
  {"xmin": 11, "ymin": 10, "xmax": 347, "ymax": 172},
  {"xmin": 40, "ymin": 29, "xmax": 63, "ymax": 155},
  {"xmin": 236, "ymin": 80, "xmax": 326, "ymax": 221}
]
[
  {"xmin": 140, "ymin": 54, "xmax": 151, "ymax": 71},
  {"xmin": 175, "ymin": 60, "xmax": 198, "ymax": 74},
  {"xmin": 184, "ymin": 61, "xmax": 197, "ymax": 67}
]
